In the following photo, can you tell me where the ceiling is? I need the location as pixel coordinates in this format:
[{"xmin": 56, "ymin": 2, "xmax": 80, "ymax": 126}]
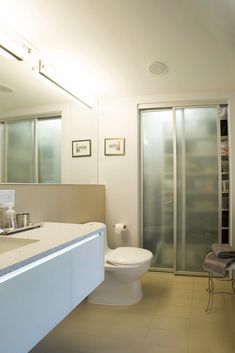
[{"xmin": 0, "ymin": 0, "xmax": 235, "ymax": 108}]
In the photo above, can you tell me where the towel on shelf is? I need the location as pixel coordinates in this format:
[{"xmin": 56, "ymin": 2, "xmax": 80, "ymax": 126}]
[
  {"xmin": 212, "ymin": 243, "xmax": 235, "ymax": 258},
  {"xmin": 203, "ymin": 252, "xmax": 235, "ymax": 276}
]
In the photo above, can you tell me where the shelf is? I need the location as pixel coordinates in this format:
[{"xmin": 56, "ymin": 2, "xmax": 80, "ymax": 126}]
[
  {"xmin": 220, "ymin": 106, "xmax": 229, "ymax": 242},
  {"xmin": 186, "ymin": 209, "xmax": 217, "ymax": 213},
  {"xmin": 186, "ymin": 192, "xmax": 217, "ymax": 195},
  {"xmin": 186, "ymin": 173, "xmax": 217, "ymax": 177},
  {"xmin": 186, "ymin": 154, "xmax": 217, "ymax": 158}
]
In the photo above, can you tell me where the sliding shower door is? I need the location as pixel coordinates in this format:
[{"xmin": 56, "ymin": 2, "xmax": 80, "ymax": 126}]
[
  {"xmin": 141, "ymin": 109, "xmax": 174, "ymax": 270},
  {"xmin": 141, "ymin": 106, "xmax": 219, "ymax": 273},
  {"xmin": 175, "ymin": 107, "xmax": 218, "ymax": 272}
]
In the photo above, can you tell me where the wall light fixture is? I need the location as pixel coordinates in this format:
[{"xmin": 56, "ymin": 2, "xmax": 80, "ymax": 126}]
[
  {"xmin": 38, "ymin": 60, "xmax": 96, "ymax": 109},
  {"xmin": 0, "ymin": 25, "xmax": 31, "ymax": 61}
]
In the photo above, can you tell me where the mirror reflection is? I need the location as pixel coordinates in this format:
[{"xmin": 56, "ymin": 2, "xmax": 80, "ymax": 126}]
[{"xmin": 0, "ymin": 55, "xmax": 98, "ymax": 184}]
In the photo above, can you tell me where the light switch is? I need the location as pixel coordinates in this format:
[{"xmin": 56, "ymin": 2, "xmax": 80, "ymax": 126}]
[{"xmin": 0, "ymin": 190, "xmax": 15, "ymax": 206}]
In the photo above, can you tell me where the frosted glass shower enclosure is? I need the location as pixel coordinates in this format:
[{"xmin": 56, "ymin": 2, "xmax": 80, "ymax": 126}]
[{"xmin": 141, "ymin": 106, "xmax": 219, "ymax": 273}]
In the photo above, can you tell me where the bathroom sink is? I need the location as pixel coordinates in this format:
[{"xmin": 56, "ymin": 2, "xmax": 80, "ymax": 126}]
[{"xmin": 0, "ymin": 237, "xmax": 39, "ymax": 254}]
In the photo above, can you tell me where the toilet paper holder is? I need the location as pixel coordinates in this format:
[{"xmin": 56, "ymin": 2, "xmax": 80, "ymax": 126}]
[{"xmin": 113, "ymin": 223, "xmax": 127, "ymax": 234}]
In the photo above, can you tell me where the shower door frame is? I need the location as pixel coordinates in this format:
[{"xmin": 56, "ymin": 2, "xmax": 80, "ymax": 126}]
[{"xmin": 139, "ymin": 100, "xmax": 226, "ymax": 275}]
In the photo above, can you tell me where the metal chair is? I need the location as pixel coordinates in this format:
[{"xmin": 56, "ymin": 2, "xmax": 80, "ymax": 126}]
[{"xmin": 204, "ymin": 253, "xmax": 235, "ymax": 313}]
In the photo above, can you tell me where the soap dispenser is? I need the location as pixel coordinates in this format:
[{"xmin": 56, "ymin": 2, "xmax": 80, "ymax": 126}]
[{"xmin": 5, "ymin": 202, "xmax": 16, "ymax": 230}]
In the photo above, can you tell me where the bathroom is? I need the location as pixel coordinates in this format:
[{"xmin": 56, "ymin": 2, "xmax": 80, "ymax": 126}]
[{"xmin": 1, "ymin": 1, "xmax": 235, "ymax": 352}]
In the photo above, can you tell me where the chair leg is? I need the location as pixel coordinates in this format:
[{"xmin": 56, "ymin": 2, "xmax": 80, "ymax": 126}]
[
  {"xmin": 205, "ymin": 272, "xmax": 214, "ymax": 313},
  {"xmin": 232, "ymin": 279, "xmax": 235, "ymax": 294}
]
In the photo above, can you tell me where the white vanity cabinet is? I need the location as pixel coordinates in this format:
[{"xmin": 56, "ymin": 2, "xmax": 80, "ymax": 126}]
[
  {"xmin": 0, "ymin": 229, "xmax": 104, "ymax": 353},
  {"xmin": 70, "ymin": 233, "xmax": 104, "ymax": 309}
]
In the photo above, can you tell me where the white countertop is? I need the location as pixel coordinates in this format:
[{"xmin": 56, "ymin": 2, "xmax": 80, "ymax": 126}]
[{"xmin": 0, "ymin": 222, "xmax": 105, "ymax": 277}]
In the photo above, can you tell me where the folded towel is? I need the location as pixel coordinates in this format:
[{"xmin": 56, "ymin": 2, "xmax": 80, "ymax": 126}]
[
  {"xmin": 203, "ymin": 252, "xmax": 235, "ymax": 276},
  {"xmin": 212, "ymin": 243, "xmax": 235, "ymax": 258}
]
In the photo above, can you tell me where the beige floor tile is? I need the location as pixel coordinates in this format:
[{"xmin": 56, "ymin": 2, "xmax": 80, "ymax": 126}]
[
  {"xmin": 165, "ymin": 287, "xmax": 193, "ymax": 299},
  {"xmin": 151, "ymin": 315, "xmax": 190, "ymax": 331},
  {"xmin": 193, "ymin": 276, "xmax": 208, "ymax": 290},
  {"xmin": 154, "ymin": 304, "xmax": 192, "ymax": 318},
  {"xmin": 90, "ymin": 337, "xmax": 143, "ymax": 353},
  {"xmin": 31, "ymin": 344, "xmax": 80, "ymax": 353},
  {"xmin": 192, "ymin": 290, "xmax": 235, "ymax": 311},
  {"xmin": 30, "ymin": 330, "xmax": 94, "ymax": 353},
  {"xmin": 169, "ymin": 280, "xmax": 195, "ymax": 290},
  {"xmin": 190, "ymin": 316, "xmax": 233, "ymax": 337},
  {"xmin": 145, "ymin": 328, "xmax": 189, "ymax": 348},
  {"xmin": 137, "ymin": 343, "xmax": 188, "ymax": 353},
  {"xmin": 118, "ymin": 300, "xmax": 158, "ymax": 314},
  {"xmin": 189, "ymin": 331, "xmax": 235, "ymax": 353},
  {"xmin": 158, "ymin": 295, "xmax": 192, "ymax": 307},
  {"xmin": 192, "ymin": 288, "xmax": 208, "ymax": 298},
  {"xmin": 29, "ymin": 273, "xmax": 235, "ymax": 353}
]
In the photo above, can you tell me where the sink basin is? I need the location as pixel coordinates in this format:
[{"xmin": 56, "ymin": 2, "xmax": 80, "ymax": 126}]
[{"xmin": 0, "ymin": 237, "xmax": 39, "ymax": 254}]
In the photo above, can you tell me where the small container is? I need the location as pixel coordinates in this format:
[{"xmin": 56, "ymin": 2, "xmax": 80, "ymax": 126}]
[
  {"xmin": 5, "ymin": 202, "xmax": 16, "ymax": 230},
  {"xmin": 16, "ymin": 213, "xmax": 31, "ymax": 228},
  {"xmin": 0, "ymin": 204, "xmax": 8, "ymax": 229}
]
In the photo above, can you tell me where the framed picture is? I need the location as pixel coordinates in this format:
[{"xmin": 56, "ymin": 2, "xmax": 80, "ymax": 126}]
[
  {"xmin": 72, "ymin": 140, "xmax": 91, "ymax": 157},
  {"xmin": 104, "ymin": 138, "xmax": 125, "ymax": 156}
]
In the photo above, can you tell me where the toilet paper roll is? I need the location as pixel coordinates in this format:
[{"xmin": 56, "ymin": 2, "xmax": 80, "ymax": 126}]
[{"xmin": 114, "ymin": 223, "xmax": 127, "ymax": 234}]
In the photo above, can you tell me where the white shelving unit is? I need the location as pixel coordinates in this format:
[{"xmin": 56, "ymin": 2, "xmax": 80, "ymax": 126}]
[{"xmin": 219, "ymin": 104, "xmax": 229, "ymax": 243}]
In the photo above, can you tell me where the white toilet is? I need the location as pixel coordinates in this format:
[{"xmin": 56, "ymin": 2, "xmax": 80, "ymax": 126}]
[{"xmin": 88, "ymin": 225, "xmax": 153, "ymax": 306}]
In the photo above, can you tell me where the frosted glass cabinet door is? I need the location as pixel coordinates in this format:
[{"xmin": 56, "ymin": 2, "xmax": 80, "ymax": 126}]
[
  {"xmin": 175, "ymin": 107, "xmax": 218, "ymax": 272},
  {"xmin": 141, "ymin": 109, "xmax": 174, "ymax": 270}
]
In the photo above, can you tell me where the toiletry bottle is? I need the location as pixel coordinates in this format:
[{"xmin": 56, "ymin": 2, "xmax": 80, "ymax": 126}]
[{"xmin": 5, "ymin": 202, "xmax": 16, "ymax": 230}]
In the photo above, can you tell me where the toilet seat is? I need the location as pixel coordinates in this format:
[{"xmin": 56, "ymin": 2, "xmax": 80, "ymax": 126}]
[{"xmin": 106, "ymin": 247, "xmax": 152, "ymax": 266}]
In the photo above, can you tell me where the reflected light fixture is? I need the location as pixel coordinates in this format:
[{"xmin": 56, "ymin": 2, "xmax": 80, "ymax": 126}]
[
  {"xmin": 38, "ymin": 60, "xmax": 96, "ymax": 109},
  {"xmin": 0, "ymin": 25, "xmax": 31, "ymax": 61}
]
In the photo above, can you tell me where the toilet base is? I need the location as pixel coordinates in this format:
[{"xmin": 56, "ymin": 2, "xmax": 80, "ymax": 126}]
[{"xmin": 88, "ymin": 273, "xmax": 143, "ymax": 306}]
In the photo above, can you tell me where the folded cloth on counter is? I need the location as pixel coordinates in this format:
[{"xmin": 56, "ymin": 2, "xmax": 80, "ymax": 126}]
[
  {"xmin": 203, "ymin": 252, "xmax": 235, "ymax": 276},
  {"xmin": 212, "ymin": 243, "xmax": 235, "ymax": 258}
]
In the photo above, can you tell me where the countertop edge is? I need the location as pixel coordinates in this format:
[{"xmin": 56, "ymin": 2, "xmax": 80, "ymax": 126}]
[{"xmin": 0, "ymin": 224, "xmax": 105, "ymax": 278}]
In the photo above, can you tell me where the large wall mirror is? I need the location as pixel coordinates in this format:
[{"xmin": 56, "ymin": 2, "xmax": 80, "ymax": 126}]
[{"xmin": 0, "ymin": 55, "xmax": 98, "ymax": 184}]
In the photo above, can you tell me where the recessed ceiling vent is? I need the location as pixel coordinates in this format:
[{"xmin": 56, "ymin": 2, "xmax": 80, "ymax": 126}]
[
  {"xmin": 0, "ymin": 85, "xmax": 13, "ymax": 93},
  {"xmin": 149, "ymin": 61, "xmax": 168, "ymax": 75}
]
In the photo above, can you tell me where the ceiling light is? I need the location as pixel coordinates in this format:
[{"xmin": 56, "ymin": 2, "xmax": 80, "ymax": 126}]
[
  {"xmin": 38, "ymin": 60, "xmax": 96, "ymax": 109},
  {"xmin": 0, "ymin": 25, "xmax": 31, "ymax": 61},
  {"xmin": 149, "ymin": 62, "xmax": 168, "ymax": 75}
]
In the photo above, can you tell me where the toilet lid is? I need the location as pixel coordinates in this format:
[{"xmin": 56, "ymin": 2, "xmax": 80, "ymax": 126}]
[{"xmin": 106, "ymin": 247, "xmax": 153, "ymax": 265}]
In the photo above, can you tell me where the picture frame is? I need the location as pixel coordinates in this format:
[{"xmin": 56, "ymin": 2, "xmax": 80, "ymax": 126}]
[
  {"xmin": 72, "ymin": 139, "xmax": 91, "ymax": 157},
  {"xmin": 104, "ymin": 138, "xmax": 125, "ymax": 156}
]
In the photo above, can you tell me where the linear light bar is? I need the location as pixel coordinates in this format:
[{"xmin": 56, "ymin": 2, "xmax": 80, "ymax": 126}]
[
  {"xmin": 38, "ymin": 60, "xmax": 96, "ymax": 109},
  {"xmin": 0, "ymin": 26, "xmax": 31, "ymax": 61}
]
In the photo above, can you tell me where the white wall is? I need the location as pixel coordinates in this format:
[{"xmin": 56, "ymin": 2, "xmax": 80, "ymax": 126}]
[
  {"xmin": 2, "ymin": 91, "xmax": 235, "ymax": 250},
  {"xmin": 0, "ymin": 102, "xmax": 98, "ymax": 184},
  {"xmin": 98, "ymin": 97, "xmax": 139, "ymax": 248},
  {"xmin": 98, "ymin": 92, "xmax": 235, "ymax": 249},
  {"xmin": 62, "ymin": 102, "xmax": 98, "ymax": 184}
]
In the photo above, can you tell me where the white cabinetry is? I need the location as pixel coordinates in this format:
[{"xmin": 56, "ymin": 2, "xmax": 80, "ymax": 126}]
[
  {"xmin": 71, "ymin": 234, "xmax": 104, "ymax": 309},
  {"xmin": 0, "ymin": 231, "xmax": 104, "ymax": 353}
]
